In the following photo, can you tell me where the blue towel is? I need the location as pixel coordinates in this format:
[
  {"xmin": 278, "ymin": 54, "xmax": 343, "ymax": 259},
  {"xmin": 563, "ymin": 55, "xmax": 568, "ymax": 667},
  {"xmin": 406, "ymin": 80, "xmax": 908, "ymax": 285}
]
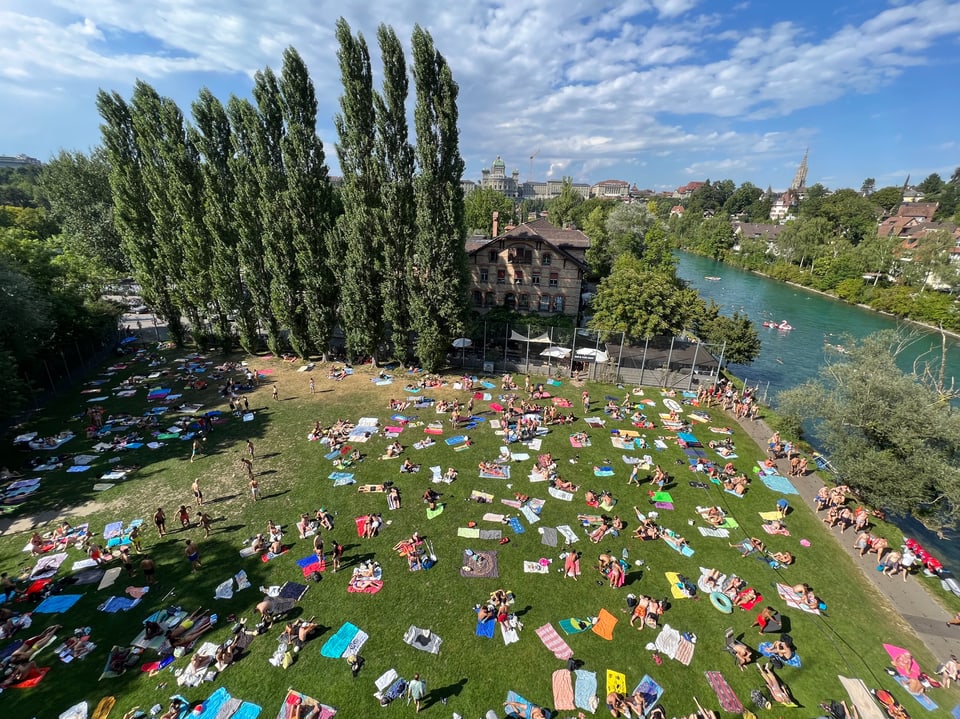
[
  {"xmin": 476, "ymin": 616, "xmax": 496, "ymax": 638},
  {"xmin": 196, "ymin": 687, "xmax": 230, "ymax": 719},
  {"xmin": 328, "ymin": 472, "xmax": 354, "ymax": 481},
  {"xmin": 574, "ymin": 670, "xmax": 598, "ymax": 712},
  {"xmin": 231, "ymin": 702, "xmax": 263, "ymax": 719},
  {"xmin": 509, "ymin": 517, "xmax": 526, "ymax": 534},
  {"xmin": 481, "ymin": 381, "xmax": 496, "ymax": 389},
  {"xmin": 760, "ymin": 474, "xmax": 800, "ymax": 495},
  {"xmin": 504, "ymin": 690, "xmax": 550, "ymax": 718},
  {"xmin": 758, "ymin": 642, "xmax": 802, "ymax": 667},
  {"xmin": 894, "ymin": 675, "xmax": 939, "ymax": 711},
  {"xmin": 66, "ymin": 465, "xmax": 92, "ymax": 473},
  {"xmin": 34, "ymin": 593, "xmax": 82, "ymax": 614},
  {"xmin": 100, "ymin": 595, "xmax": 140, "ymax": 613},
  {"xmin": 632, "ymin": 675, "xmax": 664, "ymax": 715},
  {"xmin": 677, "ymin": 432, "xmax": 699, "ymax": 445},
  {"xmin": 320, "ymin": 622, "xmax": 360, "ymax": 658},
  {"xmin": 445, "ymin": 435, "xmax": 467, "ymax": 446},
  {"xmin": 125, "ymin": 442, "xmax": 144, "ymax": 449},
  {"xmin": 103, "ymin": 521, "xmax": 123, "ymax": 539},
  {"xmin": 324, "ymin": 450, "xmax": 340, "ymax": 460}
]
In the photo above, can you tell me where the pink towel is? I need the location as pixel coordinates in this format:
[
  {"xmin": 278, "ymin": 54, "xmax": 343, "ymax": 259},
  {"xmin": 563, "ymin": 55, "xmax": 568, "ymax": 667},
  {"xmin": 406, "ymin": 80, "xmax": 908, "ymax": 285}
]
[
  {"xmin": 552, "ymin": 668, "xmax": 576, "ymax": 710},
  {"xmin": 536, "ymin": 623, "xmax": 574, "ymax": 660}
]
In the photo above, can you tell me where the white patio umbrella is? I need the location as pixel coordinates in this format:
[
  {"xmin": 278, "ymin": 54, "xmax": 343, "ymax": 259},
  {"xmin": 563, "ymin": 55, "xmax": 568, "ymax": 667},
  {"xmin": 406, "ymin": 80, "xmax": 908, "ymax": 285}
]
[
  {"xmin": 451, "ymin": 338, "xmax": 473, "ymax": 348},
  {"xmin": 575, "ymin": 348, "xmax": 609, "ymax": 363},
  {"xmin": 540, "ymin": 346, "xmax": 571, "ymax": 359}
]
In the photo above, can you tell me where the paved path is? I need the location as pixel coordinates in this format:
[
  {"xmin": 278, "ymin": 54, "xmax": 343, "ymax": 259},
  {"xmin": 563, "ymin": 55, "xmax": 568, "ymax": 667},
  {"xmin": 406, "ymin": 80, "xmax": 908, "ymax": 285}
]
[{"xmin": 732, "ymin": 409, "xmax": 960, "ymax": 666}]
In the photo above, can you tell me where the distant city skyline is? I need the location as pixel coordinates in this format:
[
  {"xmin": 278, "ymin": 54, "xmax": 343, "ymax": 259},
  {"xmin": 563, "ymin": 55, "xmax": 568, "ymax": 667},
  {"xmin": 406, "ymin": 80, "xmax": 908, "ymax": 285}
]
[{"xmin": 3, "ymin": 1, "xmax": 960, "ymax": 191}]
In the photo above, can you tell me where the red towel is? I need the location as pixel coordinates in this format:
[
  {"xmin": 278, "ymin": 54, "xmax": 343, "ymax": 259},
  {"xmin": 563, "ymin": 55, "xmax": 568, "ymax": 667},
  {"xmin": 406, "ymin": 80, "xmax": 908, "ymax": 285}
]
[{"xmin": 536, "ymin": 623, "xmax": 574, "ymax": 660}]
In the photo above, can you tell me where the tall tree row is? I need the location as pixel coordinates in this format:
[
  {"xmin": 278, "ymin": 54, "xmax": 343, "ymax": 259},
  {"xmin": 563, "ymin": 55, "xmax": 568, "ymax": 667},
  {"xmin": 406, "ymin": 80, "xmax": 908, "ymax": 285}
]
[{"xmin": 96, "ymin": 24, "xmax": 468, "ymax": 370}]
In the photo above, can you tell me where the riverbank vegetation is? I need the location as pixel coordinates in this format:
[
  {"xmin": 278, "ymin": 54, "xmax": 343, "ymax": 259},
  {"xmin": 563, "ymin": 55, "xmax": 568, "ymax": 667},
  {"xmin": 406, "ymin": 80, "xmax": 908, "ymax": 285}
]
[
  {"xmin": 669, "ymin": 175, "xmax": 960, "ymax": 331},
  {"xmin": 777, "ymin": 329, "xmax": 960, "ymax": 532}
]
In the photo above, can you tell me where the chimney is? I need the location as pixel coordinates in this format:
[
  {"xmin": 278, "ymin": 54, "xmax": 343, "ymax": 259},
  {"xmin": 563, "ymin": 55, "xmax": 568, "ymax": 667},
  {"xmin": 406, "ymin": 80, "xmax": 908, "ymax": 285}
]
[{"xmin": 492, "ymin": 211, "xmax": 499, "ymax": 238}]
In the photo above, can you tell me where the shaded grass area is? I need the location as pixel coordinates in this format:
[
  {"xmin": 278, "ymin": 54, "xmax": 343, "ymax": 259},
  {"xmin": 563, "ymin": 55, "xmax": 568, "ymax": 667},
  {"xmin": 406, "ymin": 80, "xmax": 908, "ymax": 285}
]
[{"xmin": 1, "ymin": 351, "xmax": 957, "ymax": 718}]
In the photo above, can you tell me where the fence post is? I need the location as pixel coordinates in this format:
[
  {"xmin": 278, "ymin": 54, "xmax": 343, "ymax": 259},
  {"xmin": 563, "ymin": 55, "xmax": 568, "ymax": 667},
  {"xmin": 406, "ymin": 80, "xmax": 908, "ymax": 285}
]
[
  {"xmin": 639, "ymin": 337, "xmax": 649, "ymax": 386},
  {"xmin": 569, "ymin": 330, "xmax": 578, "ymax": 379},
  {"xmin": 664, "ymin": 336, "xmax": 675, "ymax": 388},
  {"xmin": 688, "ymin": 341, "xmax": 701, "ymax": 390}
]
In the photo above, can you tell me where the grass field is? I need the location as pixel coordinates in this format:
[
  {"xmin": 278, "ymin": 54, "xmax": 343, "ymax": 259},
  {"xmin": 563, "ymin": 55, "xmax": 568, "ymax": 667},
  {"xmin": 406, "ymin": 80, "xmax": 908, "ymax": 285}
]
[{"xmin": 0, "ymin": 348, "xmax": 956, "ymax": 719}]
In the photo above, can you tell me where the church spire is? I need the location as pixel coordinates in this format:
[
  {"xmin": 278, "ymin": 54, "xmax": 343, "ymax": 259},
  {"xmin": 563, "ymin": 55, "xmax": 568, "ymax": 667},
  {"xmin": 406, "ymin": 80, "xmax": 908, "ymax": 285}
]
[{"xmin": 790, "ymin": 148, "xmax": 808, "ymax": 192}]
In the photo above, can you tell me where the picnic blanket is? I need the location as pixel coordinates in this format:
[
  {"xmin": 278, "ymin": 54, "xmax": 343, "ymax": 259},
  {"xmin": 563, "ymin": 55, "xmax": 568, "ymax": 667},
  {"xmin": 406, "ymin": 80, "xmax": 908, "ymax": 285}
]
[
  {"xmin": 776, "ymin": 583, "xmax": 821, "ymax": 614},
  {"xmin": 607, "ymin": 669, "xmax": 627, "ymax": 696},
  {"xmin": 557, "ymin": 525, "xmax": 580, "ymax": 544},
  {"xmin": 893, "ymin": 674, "xmax": 938, "ymax": 711},
  {"xmin": 592, "ymin": 608, "xmax": 617, "ymax": 640},
  {"xmin": 697, "ymin": 526, "xmax": 730, "ymax": 538},
  {"xmin": 536, "ymin": 623, "xmax": 574, "ymax": 659},
  {"xmin": 460, "ymin": 550, "xmax": 499, "ymax": 578},
  {"xmin": 504, "ymin": 691, "xmax": 550, "ymax": 719},
  {"xmin": 34, "ymin": 594, "xmax": 82, "ymax": 614},
  {"xmin": 759, "ymin": 473, "xmax": 800, "ymax": 495},
  {"xmin": 838, "ymin": 675, "xmax": 887, "ymax": 719},
  {"xmin": 539, "ymin": 526, "xmax": 558, "ymax": 547},
  {"xmin": 276, "ymin": 690, "xmax": 337, "ymax": 719},
  {"xmin": 553, "ymin": 669, "xmax": 576, "ymax": 711},
  {"xmin": 476, "ymin": 616, "xmax": 496, "ymax": 639},
  {"xmin": 523, "ymin": 561, "xmax": 551, "ymax": 574},
  {"xmin": 403, "ymin": 625, "xmax": 442, "ymax": 655},
  {"xmin": 705, "ymin": 671, "xmax": 744, "ymax": 713},
  {"xmin": 574, "ymin": 669, "xmax": 599, "ymax": 713},
  {"xmin": 320, "ymin": 622, "xmax": 368, "ymax": 658},
  {"xmin": 632, "ymin": 675, "xmax": 664, "ymax": 716}
]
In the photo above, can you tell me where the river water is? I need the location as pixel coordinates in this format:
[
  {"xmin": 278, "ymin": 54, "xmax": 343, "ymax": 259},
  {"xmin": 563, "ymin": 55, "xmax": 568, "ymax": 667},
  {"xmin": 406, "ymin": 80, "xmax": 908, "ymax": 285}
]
[{"xmin": 676, "ymin": 252, "xmax": 960, "ymax": 562}]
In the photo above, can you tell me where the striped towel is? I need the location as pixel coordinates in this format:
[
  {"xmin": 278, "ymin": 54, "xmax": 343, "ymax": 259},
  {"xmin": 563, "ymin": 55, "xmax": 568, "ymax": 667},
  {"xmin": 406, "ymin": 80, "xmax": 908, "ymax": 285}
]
[
  {"xmin": 552, "ymin": 669, "xmax": 576, "ymax": 711},
  {"xmin": 698, "ymin": 526, "xmax": 730, "ymax": 538},
  {"xmin": 536, "ymin": 623, "xmax": 574, "ymax": 659},
  {"xmin": 574, "ymin": 670, "xmax": 598, "ymax": 713},
  {"xmin": 675, "ymin": 637, "xmax": 695, "ymax": 666},
  {"xmin": 705, "ymin": 671, "xmax": 744, "ymax": 713}
]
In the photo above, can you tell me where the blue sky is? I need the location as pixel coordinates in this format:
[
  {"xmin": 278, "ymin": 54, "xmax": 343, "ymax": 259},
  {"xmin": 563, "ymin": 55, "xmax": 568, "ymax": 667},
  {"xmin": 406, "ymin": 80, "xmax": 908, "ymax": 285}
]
[{"xmin": 3, "ymin": 0, "xmax": 960, "ymax": 192}]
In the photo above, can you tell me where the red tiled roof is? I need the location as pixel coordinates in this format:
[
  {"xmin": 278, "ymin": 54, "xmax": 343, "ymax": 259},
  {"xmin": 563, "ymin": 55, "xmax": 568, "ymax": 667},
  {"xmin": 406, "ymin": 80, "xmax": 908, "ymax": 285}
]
[{"xmin": 896, "ymin": 202, "xmax": 938, "ymax": 221}]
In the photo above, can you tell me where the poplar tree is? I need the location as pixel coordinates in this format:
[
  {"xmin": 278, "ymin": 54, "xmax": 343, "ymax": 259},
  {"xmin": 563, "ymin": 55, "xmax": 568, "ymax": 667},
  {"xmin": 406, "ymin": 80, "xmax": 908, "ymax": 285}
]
[
  {"xmin": 410, "ymin": 25, "xmax": 469, "ymax": 370},
  {"xmin": 227, "ymin": 97, "xmax": 281, "ymax": 353},
  {"xmin": 278, "ymin": 48, "xmax": 339, "ymax": 356},
  {"xmin": 335, "ymin": 19, "xmax": 384, "ymax": 361},
  {"xmin": 96, "ymin": 89, "xmax": 185, "ymax": 345},
  {"xmin": 252, "ymin": 67, "xmax": 312, "ymax": 356},
  {"xmin": 191, "ymin": 89, "xmax": 257, "ymax": 352},
  {"xmin": 375, "ymin": 24, "xmax": 417, "ymax": 359}
]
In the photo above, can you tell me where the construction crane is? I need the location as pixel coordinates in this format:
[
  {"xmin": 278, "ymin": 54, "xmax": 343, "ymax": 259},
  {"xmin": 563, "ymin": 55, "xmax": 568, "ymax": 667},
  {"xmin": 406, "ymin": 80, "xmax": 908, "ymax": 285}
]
[{"xmin": 528, "ymin": 148, "xmax": 539, "ymax": 181}]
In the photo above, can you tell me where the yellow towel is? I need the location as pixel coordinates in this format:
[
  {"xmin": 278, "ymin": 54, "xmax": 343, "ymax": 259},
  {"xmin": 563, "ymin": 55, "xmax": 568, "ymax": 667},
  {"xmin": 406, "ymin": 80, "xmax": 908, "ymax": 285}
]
[
  {"xmin": 606, "ymin": 669, "xmax": 627, "ymax": 696},
  {"xmin": 759, "ymin": 511, "xmax": 781, "ymax": 521},
  {"xmin": 665, "ymin": 571, "xmax": 689, "ymax": 600}
]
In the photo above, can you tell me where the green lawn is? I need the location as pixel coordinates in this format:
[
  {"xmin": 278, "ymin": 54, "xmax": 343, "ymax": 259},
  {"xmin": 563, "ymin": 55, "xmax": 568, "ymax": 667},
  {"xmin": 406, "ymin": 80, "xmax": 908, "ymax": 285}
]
[{"xmin": 0, "ymin": 350, "xmax": 955, "ymax": 718}]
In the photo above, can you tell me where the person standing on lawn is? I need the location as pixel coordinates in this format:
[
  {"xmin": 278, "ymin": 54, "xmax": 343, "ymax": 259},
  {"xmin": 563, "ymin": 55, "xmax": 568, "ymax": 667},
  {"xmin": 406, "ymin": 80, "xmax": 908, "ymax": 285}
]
[
  {"xmin": 407, "ymin": 673, "xmax": 427, "ymax": 712},
  {"xmin": 185, "ymin": 539, "xmax": 202, "ymax": 571}
]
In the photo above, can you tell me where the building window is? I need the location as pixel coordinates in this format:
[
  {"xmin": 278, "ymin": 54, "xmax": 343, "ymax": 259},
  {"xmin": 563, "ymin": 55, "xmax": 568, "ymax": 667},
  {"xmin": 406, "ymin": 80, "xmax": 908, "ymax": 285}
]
[
  {"xmin": 542, "ymin": 253, "xmax": 552, "ymax": 265},
  {"xmin": 479, "ymin": 268, "xmax": 488, "ymax": 282},
  {"xmin": 519, "ymin": 294, "xmax": 529, "ymax": 309},
  {"xmin": 539, "ymin": 295, "xmax": 551, "ymax": 312},
  {"xmin": 504, "ymin": 293, "xmax": 516, "ymax": 309},
  {"xmin": 549, "ymin": 272, "xmax": 559, "ymax": 288},
  {"xmin": 472, "ymin": 290, "xmax": 483, "ymax": 305},
  {"xmin": 509, "ymin": 246, "xmax": 532, "ymax": 264},
  {"xmin": 485, "ymin": 292, "xmax": 496, "ymax": 307},
  {"xmin": 514, "ymin": 271, "xmax": 523, "ymax": 285},
  {"xmin": 496, "ymin": 269, "xmax": 506, "ymax": 284},
  {"xmin": 553, "ymin": 295, "xmax": 565, "ymax": 313},
  {"xmin": 531, "ymin": 272, "xmax": 540, "ymax": 285},
  {"xmin": 488, "ymin": 250, "xmax": 498, "ymax": 263}
]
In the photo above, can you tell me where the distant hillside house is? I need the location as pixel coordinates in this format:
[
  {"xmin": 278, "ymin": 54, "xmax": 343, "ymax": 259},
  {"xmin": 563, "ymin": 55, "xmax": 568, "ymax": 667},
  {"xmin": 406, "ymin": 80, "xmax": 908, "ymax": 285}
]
[
  {"xmin": 0, "ymin": 154, "xmax": 41, "ymax": 169},
  {"xmin": 670, "ymin": 205, "xmax": 685, "ymax": 218},
  {"xmin": 769, "ymin": 189, "xmax": 798, "ymax": 222},
  {"xmin": 465, "ymin": 217, "xmax": 589, "ymax": 317},
  {"xmin": 878, "ymin": 202, "xmax": 940, "ymax": 239},
  {"xmin": 591, "ymin": 179, "xmax": 631, "ymax": 199},
  {"xmin": 901, "ymin": 186, "xmax": 925, "ymax": 203},
  {"xmin": 673, "ymin": 181, "xmax": 705, "ymax": 199},
  {"xmin": 732, "ymin": 221, "xmax": 787, "ymax": 252}
]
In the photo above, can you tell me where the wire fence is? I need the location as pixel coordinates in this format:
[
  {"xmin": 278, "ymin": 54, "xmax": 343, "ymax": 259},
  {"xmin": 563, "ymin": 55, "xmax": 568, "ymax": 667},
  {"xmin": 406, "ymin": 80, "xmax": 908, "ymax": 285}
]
[{"xmin": 449, "ymin": 322, "xmax": 725, "ymax": 389}]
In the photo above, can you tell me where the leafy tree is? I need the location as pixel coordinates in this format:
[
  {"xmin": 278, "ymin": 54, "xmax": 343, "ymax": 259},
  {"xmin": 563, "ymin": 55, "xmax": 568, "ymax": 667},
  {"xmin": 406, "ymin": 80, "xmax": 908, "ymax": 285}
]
[
  {"xmin": 817, "ymin": 188, "xmax": 879, "ymax": 246},
  {"xmin": 589, "ymin": 253, "xmax": 700, "ymax": 340},
  {"xmin": 39, "ymin": 149, "xmax": 126, "ymax": 274},
  {"xmin": 918, "ymin": 172, "xmax": 945, "ymax": 197},
  {"xmin": 856, "ymin": 235, "xmax": 898, "ymax": 285},
  {"xmin": 605, "ymin": 202, "xmax": 657, "ymax": 262},
  {"xmin": 335, "ymin": 20, "xmax": 385, "ymax": 361},
  {"xmin": 569, "ymin": 197, "xmax": 613, "ymax": 229},
  {"xmin": 191, "ymin": 89, "xmax": 258, "ymax": 352},
  {"xmin": 872, "ymin": 186, "xmax": 903, "ymax": 215},
  {"xmin": 638, "ymin": 223, "xmax": 676, "ymax": 274},
  {"xmin": 722, "ymin": 182, "xmax": 763, "ymax": 217},
  {"xmin": 582, "ymin": 205, "xmax": 611, "ymax": 276},
  {"xmin": 97, "ymin": 89, "xmax": 185, "ymax": 345},
  {"xmin": 464, "ymin": 186, "xmax": 514, "ymax": 236},
  {"xmin": 410, "ymin": 25, "xmax": 469, "ymax": 370},
  {"xmin": 227, "ymin": 97, "xmax": 281, "ymax": 352},
  {"xmin": 690, "ymin": 302, "xmax": 760, "ymax": 365},
  {"xmin": 374, "ymin": 23, "xmax": 417, "ymax": 359},
  {"xmin": 690, "ymin": 215, "xmax": 734, "ymax": 260},
  {"xmin": 860, "ymin": 177, "xmax": 876, "ymax": 196},
  {"xmin": 778, "ymin": 330, "xmax": 960, "ymax": 528},
  {"xmin": 798, "ymin": 182, "xmax": 828, "ymax": 218},
  {"xmin": 547, "ymin": 177, "xmax": 583, "ymax": 227},
  {"xmin": 278, "ymin": 48, "xmax": 340, "ymax": 355}
]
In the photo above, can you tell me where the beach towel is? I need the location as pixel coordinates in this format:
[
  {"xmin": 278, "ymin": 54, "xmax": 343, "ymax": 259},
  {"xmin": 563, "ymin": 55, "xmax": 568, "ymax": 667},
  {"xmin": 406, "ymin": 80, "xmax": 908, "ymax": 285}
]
[
  {"xmin": 511, "ymin": 452, "xmax": 530, "ymax": 461},
  {"xmin": 883, "ymin": 644, "xmax": 921, "ymax": 679},
  {"xmin": 320, "ymin": 622, "xmax": 365, "ymax": 658},
  {"xmin": 8, "ymin": 665, "xmax": 50, "ymax": 688},
  {"xmin": 838, "ymin": 676, "xmax": 887, "ymax": 719},
  {"xmin": 96, "ymin": 567, "xmax": 122, "ymax": 590},
  {"xmin": 461, "ymin": 550, "xmax": 499, "ymax": 578},
  {"xmin": 445, "ymin": 435, "xmax": 467, "ymax": 446},
  {"xmin": 892, "ymin": 676, "xmax": 938, "ymax": 711},
  {"xmin": 296, "ymin": 555, "xmax": 326, "ymax": 577},
  {"xmin": 553, "ymin": 669, "xmax": 576, "ymax": 711},
  {"xmin": 480, "ymin": 467, "xmax": 510, "ymax": 480},
  {"xmin": 559, "ymin": 617, "xmax": 594, "ymax": 635},
  {"xmin": 574, "ymin": 670, "xmax": 599, "ymax": 713},
  {"xmin": 347, "ymin": 578, "xmax": 383, "ymax": 594},
  {"xmin": 592, "ymin": 608, "xmax": 617, "ymax": 640},
  {"xmin": 35, "ymin": 593, "xmax": 82, "ymax": 614},
  {"xmin": 697, "ymin": 526, "xmax": 730, "ymax": 538},
  {"xmin": 632, "ymin": 675, "xmax": 664, "ymax": 716},
  {"xmin": 508, "ymin": 517, "xmax": 526, "ymax": 534},
  {"xmin": 481, "ymin": 511, "xmax": 505, "ymax": 522},
  {"xmin": 705, "ymin": 671, "xmax": 744, "ymax": 713},
  {"xmin": 403, "ymin": 625, "xmax": 442, "ymax": 654},
  {"xmin": 664, "ymin": 536, "xmax": 695, "ymax": 557},
  {"xmin": 760, "ymin": 473, "xmax": 800, "ymax": 495},
  {"xmin": 31, "ymin": 552, "xmax": 69, "ymax": 579},
  {"xmin": 654, "ymin": 624, "xmax": 682, "ymax": 660},
  {"xmin": 585, "ymin": 417, "xmax": 606, "ymax": 428},
  {"xmin": 426, "ymin": 504, "xmax": 445, "ymax": 519},
  {"xmin": 504, "ymin": 691, "xmax": 549, "ymax": 719},
  {"xmin": 776, "ymin": 583, "xmax": 821, "ymax": 614},
  {"xmin": 500, "ymin": 615, "xmax": 521, "ymax": 645},
  {"xmin": 607, "ymin": 670, "xmax": 627, "ymax": 696},
  {"xmin": 759, "ymin": 642, "xmax": 802, "ymax": 667},
  {"xmin": 524, "ymin": 561, "xmax": 550, "ymax": 574},
  {"xmin": 98, "ymin": 595, "xmax": 141, "ymax": 613},
  {"xmin": 676, "ymin": 636, "xmax": 696, "ymax": 666},
  {"xmin": 540, "ymin": 526, "xmax": 558, "ymax": 547},
  {"xmin": 536, "ymin": 623, "xmax": 574, "ymax": 659},
  {"xmin": 328, "ymin": 472, "xmax": 354, "ymax": 482},
  {"xmin": 476, "ymin": 616, "xmax": 496, "ymax": 638},
  {"xmin": 261, "ymin": 546, "xmax": 289, "ymax": 562},
  {"xmin": 458, "ymin": 526, "xmax": 481, "ymax": 539},
  {"xmin": 521, "ymin": 504, "xmax": 540, "ymax": 525},
  {"xmin": 557, "ymin": 525, "xmax": 580, "ymax": 544},
  {"xmin": 593, "ymin": 467, "xmax": 614, "ymax": 477},
  {"xmin": 665, "ymin": 571, "xmax": 697, "ymax": 599},
  {"xmin": 570, "ymin": 436, "xmax": 590, "ymax": 448}
]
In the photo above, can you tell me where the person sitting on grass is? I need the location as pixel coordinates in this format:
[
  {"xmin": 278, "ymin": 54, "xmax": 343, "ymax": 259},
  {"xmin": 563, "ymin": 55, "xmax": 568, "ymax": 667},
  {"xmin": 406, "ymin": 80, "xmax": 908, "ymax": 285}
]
[
  {"xmin": 771, "ymin": 550, "xmax": 794, "ymax": 565},
  {"xmin": 0, "ymin": 659, "xmax": 42, "ymax": 687},
  {"xmin": 400, "ymin": 458, "xmax": 418, "ymax": 473},
  {"xmin": 725, "ymin": 628, "xmax": 755, "ymax": 670}
]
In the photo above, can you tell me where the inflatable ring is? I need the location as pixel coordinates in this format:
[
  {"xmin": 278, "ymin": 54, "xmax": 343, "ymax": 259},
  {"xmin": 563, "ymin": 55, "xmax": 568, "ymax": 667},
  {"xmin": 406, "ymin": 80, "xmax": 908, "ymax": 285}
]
[{"xmin": 710, "ymin": 591, "xmax": 733, "ymax": 614}]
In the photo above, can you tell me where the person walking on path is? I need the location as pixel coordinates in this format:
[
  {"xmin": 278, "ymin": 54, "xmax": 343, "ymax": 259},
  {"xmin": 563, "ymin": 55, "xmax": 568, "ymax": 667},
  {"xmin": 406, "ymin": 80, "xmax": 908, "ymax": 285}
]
[
  {"xmin": 154, "ymin": 507, "xmax": 167, "ymax": 537},
  {"xmin": 407, "ymin": 673, "xmax": 427, "ymax": 712},
  {"xmin": 185, "ymin": 539, "xmax": 202, "ymax": 571},
  {"xmin": 192, "ymin": 479, "xmax": 203, "ymax": 507}
]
